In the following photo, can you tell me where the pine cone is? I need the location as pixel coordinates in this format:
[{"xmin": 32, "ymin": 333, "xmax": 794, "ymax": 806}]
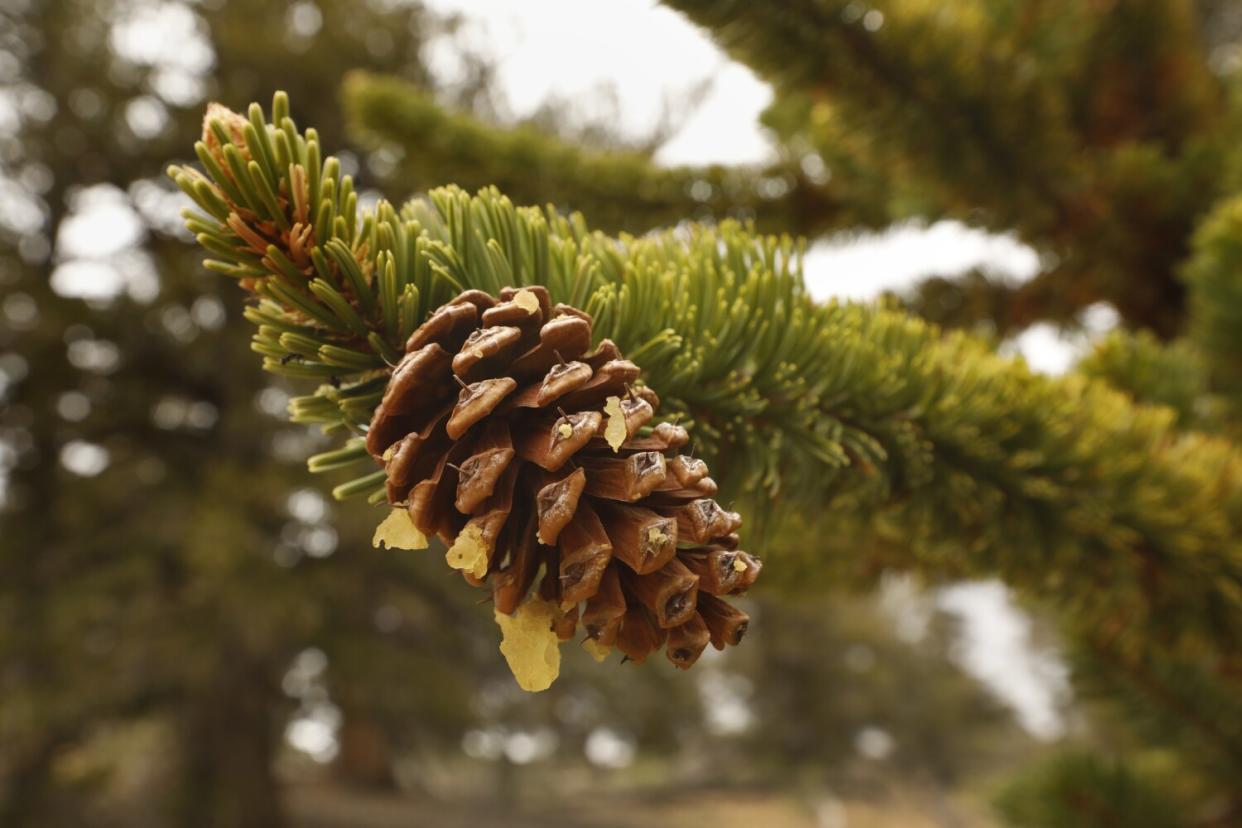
[{"xmin": 368, "ymin": 287, "xmax": 761, "ymax": 672}]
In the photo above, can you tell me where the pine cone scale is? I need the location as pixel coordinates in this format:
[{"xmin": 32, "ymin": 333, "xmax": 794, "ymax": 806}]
[
  {"xmin": 579, "ymin": 452, "xmax": 669, "ymax": 502},
  {"xmin": 666, "ymin": 615, "xmax": 711, "ymax": 669},
  {"xmin": 622, "ymin": 559, "xmax": 700, "ymax": 629},
  {"xmin": 453, "ymin": 431, "xmax": 514, "ymax": 514},
  {"xmin": 385, "ymin": 411, "xmax": 452, "ymax": 503},
  {"xmin": 534, "ymin": 467, "xmax": 586, "ymax": 545},
  {"xmin": 506, "ymin": 360, "xmax": 593, "ymax": 410},
  {"xmin": 446, "ymin": 377, "xmax": 517, "ymax": 439},
  {"xmin": 595, "ymin": 502, "xmax": 678, "ymax": 575},
  {"xmin": 509, "ymin": 317, "xmax": 592, "ymax": 379},
  {"xmin": 366, "ymin": 345, "xmax": 452, "ymax": 457},
  {"xmin": 557, "ymin": 499, "xmax": 613, "ymax": 604},
  {"xmin": 405, "ymin": 301, "xmax": 479, "ymax": 353}
]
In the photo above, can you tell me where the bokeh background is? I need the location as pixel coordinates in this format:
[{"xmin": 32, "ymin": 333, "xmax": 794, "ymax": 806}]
[{"xmin": 3, "ymin": 1, "xmax": 1232, "ymax": 825}]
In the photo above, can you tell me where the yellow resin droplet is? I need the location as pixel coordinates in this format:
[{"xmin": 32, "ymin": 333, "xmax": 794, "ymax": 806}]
[
  {"xmin": 582, "ymin": 637, "xmax": 611, "ymax": 663},
  {"xmin": 733, "ymin": 557, "xmax": 748, "ymax": 572},
  {"xmin": 647, "ymin": 526, "xmax": 668, "ymax": 546},
  {"xmin": 445, "ymin": 522, "xmax": 491, "ymax": 578},
  {"xmin": 603, "ymin": 395, "xmax": 626, "ymax": 452},
  {"xmin": 513, "ymin": 288, "xmax": 540, "ymax": 315},
  {"xmin": 495, "ymin": 598, "xmax": 562, "ymax": 692},
  {"xmin": 557, "ymin": 422, "xmax": 574, "ymax": 439},
  {"xmin": 372, "ymin": 508, "xmax": 428, "ymax": 551}
]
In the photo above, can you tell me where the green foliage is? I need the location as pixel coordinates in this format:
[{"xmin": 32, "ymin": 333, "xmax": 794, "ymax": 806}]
[
  {"xmin": 344, "ymin": 2, "xmax": 1236, "ymax": 338},
  {"xmin": 993, "ymin": 752, "xmax": 1187, "ymax": 828},
  {"xmin": 664, "ymin": 0, "xmax": 1229, "ymax": 335},
  {"xmin": 895, "ymin": 269, "xmax": 1022, "ymax": 336},
  {"xmin": 1184, "ymin": 192, "xmax": 1242, "ymax": 413},
  {"xmin": 1077, "ymin": 331, "xmax": 1211, "ymax": 429},
  {"xmin": 173, "ymin": 94, "xmax": 1242, "ymax": 682},
  {"xmin": 1068, "ymin": 631, "xmax": 1242, "ymax": 781},
  {"xmin": 342, "ymin": 71, "xmax": 875, "ymax": 237}
]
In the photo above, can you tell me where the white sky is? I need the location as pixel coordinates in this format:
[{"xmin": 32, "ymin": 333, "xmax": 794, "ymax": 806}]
[{"xmin": 423, "ymin": 0, "xmax": 1073, "ymax": 739}]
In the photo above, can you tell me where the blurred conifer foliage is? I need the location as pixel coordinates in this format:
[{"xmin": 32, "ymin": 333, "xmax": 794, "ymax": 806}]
[
  {"xmin": 347, "ymin": 1, "xmax": 1242, "ymax": 344},
  {"xmin": 0, "ymin": 1, "xmax": 1043, "ymax": 826}
]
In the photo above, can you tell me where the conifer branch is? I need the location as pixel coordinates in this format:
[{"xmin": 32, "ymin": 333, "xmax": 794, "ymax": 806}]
[
  {"xmin": 1072, "ymin": 629, "xmax": 1242, "ymax": 776},
  {"xmin": 902, "ymin": 267, "xmax": 1114, "ymax": 338},
  {"xmin": 341, "ymin": 72, "xmax": 878, "ymax": 237},
  {"xmin": 1078, "ymin": 331, "xmax": 1213, "ymax": 431},
  {"xmin": 994, "ymin": 751, "xmax": 1188, "ymax": 828},
  {"xmin": 661, "ymin": 0, "xmax": 1224, "ymax": 336},
  {"xmin": 1185, "ymin": 193, "xmax": 1242, "ymax": 414},
  {"xmin": 170, "ymin": 94, "xmax": 1242, "ymax": 675}
]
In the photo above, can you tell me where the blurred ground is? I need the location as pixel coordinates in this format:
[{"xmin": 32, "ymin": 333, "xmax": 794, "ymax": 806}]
[{"xmin": 285, "ymin": 783, "xmax": 995, "ymax": 828}]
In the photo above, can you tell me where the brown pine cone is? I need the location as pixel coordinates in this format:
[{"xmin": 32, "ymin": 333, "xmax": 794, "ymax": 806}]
[{"xmin": 368, "ymin": 287, "xmax": 760, "ymax": 678}]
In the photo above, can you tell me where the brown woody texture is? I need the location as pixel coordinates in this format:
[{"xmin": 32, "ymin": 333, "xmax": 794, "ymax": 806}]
[{"xmin": 370, "ymin": 286, "xmax": 759, "ymax": 669}]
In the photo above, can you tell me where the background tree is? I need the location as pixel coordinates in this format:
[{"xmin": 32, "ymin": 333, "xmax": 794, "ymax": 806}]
[{"xmin": 345, "ymin": 1, "xmax": 1242, "ymax": 339}]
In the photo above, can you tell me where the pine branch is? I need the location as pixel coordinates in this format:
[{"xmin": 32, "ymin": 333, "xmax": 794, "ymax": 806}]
[
  {"xmin": 662, "ymin": 0, "xmax": 1082, "ymax": 228},
  {"xmin": 662, "ymin": 0, "xmax": 1225, "ymax": 336},
  {"xmin": 169, "ymin": 95, "xmax": 1242, "ymax": 675},
  {"xmin": 993, "ymin": 751, "xmax": 1188, "ymax": 828},
  {"xmin": 901, "ymin": 268, "xmax": 1110, "ymax": 335},
  {"xmin": 1072, "ymin": 628, "xmax": 1242, "ymax": 777},
  {"xmin": 1185, "ymin": 193, "xmax": 1242, "ymax": 414},
  {"xmin": 341, "ymin": 71, "xmax": 880, "ymax": 237},
  {"xmin": 1077, "ymin": 331, "xmax": 1213, "ymax": 431}
]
